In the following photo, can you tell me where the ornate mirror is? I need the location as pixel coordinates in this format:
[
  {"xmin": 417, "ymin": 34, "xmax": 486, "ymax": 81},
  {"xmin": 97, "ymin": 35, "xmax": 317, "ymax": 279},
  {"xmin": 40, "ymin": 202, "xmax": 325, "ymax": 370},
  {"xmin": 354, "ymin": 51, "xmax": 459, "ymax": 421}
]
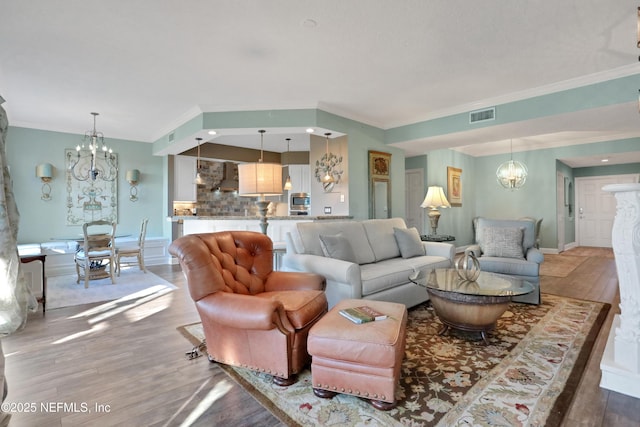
[
  {"xmin": 372, "ymin": 178, "xmax": 390, "ymax": 218},
  {"xmin": 368, "ymin": 151, "xmax": 391, "ymax": 219}
]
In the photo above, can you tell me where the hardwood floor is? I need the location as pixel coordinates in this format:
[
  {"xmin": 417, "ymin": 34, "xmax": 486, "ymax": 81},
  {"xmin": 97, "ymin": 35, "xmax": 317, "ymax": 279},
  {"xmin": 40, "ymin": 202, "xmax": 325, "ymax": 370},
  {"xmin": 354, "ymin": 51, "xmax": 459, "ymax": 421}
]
[
  {"xmin": 1, "ymin": 248, "xmax": 639, "ymax": 426},
  {"xmin": 540, "ymin": 247, "xmax": 640, "ymax": 427}
]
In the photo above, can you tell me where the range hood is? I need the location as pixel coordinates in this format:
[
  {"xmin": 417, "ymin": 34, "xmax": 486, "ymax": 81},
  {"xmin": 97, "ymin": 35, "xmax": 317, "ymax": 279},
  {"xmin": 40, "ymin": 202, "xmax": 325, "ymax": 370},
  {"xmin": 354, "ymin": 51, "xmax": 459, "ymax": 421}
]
[{"xmin": 216, "ymin": 162, "xmax": 239, "ymax": 191}]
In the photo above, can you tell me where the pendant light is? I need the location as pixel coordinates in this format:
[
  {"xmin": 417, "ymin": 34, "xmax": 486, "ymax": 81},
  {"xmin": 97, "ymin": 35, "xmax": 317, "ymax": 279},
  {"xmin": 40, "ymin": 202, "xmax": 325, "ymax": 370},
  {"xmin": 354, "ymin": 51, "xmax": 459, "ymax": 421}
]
[
  {"xmin": 283, "ymin": 138, "xmax": 292, "ymax": 191},
  {"xmin": 193, "ymin": 137, "xmax": 204, "ymax": 185},
  {"xmin": 238, "ymin": 130, "xmax": 283, "ymax": 234},
  {"xmin": 496, "ymin": 140, "xmax": 528, "ymax": 190}
]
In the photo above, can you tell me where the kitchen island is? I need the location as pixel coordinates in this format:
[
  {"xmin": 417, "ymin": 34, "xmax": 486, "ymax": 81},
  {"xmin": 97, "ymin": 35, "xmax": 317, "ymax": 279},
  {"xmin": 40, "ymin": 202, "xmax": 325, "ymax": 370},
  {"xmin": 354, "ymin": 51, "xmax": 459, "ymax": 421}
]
[{"xmin": 175, "ymin": 215, "xmax": 353, "ymax": 244}]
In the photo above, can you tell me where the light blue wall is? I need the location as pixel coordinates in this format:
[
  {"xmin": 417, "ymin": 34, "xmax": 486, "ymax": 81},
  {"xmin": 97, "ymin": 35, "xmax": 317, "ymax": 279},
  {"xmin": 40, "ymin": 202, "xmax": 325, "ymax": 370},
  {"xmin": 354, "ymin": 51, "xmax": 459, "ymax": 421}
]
[
  {"xmin": 405, "ymin": 155, "xmax": 427, "ymax": 188},
  {"xmin": 574, "ymin": 162, "xmax": 640, "ymax": 177},
  {"xmin": 444, "ymin": 137, "xmax": 640, "ymax": 248},
  {"xmin": 474, "ymin": 149, "xmax": 556, "ymax": 246},
  {"xmin": 6, "ymin": 126, "xmax": 165, "ymax": 244},
  {"xmin": 425, "ymin": 149, "xmax": 476, "ymax": 245}
]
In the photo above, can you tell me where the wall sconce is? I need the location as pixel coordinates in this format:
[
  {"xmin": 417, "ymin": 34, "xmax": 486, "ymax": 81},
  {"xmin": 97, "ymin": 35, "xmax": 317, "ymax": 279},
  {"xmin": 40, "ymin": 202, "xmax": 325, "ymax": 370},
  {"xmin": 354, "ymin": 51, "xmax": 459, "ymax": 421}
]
[
  {"xmin": 35, "ymin": 163, "xmax": 54, "ymax": 201},
  {"xmin": 126, "ymin": 169, "xmax": 140, "ymax": 201}
]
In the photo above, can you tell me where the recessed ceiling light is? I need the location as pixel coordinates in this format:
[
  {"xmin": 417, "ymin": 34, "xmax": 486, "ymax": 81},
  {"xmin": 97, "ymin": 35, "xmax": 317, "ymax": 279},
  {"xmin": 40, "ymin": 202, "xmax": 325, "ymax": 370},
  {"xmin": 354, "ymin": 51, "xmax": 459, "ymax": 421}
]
[
  {"xmin": 601, "ymin": 158, "xmax": 609, "ymax": 163},
  {"xmin": 208, "ymin": 130, "xmax": 217, "ymax": 135},
  {"xmin": 306, "ymin": 128, "xmax": 315, "ymax": 133}
]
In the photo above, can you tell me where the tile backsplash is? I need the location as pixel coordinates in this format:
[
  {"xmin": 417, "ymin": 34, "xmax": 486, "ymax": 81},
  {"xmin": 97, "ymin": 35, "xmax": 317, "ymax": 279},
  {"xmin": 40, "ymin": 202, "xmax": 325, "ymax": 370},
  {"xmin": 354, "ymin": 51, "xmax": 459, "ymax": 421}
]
[{"xmin": 192, "ymin": 160, "xmax": 286, "ymax": 216}]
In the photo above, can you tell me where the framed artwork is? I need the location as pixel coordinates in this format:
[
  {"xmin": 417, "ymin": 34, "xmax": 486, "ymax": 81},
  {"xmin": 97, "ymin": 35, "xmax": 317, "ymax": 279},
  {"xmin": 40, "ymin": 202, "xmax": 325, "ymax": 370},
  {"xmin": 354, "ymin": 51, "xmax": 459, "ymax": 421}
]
[
  {"xmin": 368, "ymin": 151, "xmax": 391, "ymax": 219},
  {"xmin": 369, "ymin": 150, "xmax": 391, "ymax": 178},
  {"xmin": 447, "ymin": 166, "xmax": 462, "ymax": 207},
  {"xmin": 65, "ymin": 148, "xmax": 118, "ymax": 225}
]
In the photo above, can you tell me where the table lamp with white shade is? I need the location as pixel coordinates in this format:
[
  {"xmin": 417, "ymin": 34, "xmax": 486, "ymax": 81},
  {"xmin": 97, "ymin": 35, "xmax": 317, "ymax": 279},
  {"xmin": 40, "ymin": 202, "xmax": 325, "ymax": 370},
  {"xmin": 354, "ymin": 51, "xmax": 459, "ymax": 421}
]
[{"xmin": 420, "ymin": 186, "xmax": 451, "ymax": 236}]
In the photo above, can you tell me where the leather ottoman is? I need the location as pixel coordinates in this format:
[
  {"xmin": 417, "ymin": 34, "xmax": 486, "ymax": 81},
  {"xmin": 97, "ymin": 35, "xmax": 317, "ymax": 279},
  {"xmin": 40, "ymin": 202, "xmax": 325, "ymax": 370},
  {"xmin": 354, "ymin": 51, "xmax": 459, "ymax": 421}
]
[{"xmin": 307, "ymin": 299, "xmax": 408, "ymax": 410}]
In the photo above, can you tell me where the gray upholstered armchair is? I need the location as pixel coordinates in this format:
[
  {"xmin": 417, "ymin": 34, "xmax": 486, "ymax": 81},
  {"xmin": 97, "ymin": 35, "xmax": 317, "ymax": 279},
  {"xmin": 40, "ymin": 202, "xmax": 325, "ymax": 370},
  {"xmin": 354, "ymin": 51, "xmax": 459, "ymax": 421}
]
[{"xmin": 465, "ymin": 217, "xmax": 543, "ymax": 304}]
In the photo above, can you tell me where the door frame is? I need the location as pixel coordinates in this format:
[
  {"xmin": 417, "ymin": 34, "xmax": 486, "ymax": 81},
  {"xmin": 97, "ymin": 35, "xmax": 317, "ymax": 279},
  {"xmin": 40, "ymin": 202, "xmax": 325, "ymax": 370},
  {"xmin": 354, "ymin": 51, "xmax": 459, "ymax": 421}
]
[
  {"xmin": 405, "ymin": 168, "xmax": 425, "ymax": 233},
  {"xmin": 575, "ymin": 173, "xmax": 640, "ymax": 247},
  {"xmin": 556, "ymin": 172, "xmax": 565, "ymax": 252}
]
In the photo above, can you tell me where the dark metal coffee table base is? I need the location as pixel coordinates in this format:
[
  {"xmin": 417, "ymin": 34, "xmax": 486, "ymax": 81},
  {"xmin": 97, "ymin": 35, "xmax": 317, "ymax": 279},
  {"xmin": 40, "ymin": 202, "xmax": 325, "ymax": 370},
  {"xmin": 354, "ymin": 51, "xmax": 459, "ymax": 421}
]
[
  {"xmin": 428, "ymin": 288, "xmax": 512, "ymax": 345},
  {"xmin": 437, "ymin": 324, "xmax": 495, "ymax": 345}
]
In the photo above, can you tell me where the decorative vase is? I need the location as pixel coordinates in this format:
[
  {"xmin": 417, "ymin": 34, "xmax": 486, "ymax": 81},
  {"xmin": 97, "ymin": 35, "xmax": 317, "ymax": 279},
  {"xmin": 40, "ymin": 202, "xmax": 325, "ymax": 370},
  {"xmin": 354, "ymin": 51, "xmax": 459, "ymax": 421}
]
[{"xmin": 455, "ymin": 253, "xmax": 481, "ymax": 281}]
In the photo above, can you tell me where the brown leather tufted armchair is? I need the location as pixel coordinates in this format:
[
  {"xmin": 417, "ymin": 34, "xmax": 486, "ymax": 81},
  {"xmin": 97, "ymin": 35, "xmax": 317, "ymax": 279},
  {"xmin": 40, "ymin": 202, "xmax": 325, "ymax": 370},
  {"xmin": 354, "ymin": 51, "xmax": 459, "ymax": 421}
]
[{"xmin": 169, "ymin": 231, "xmax": 328, "ymax": 386}]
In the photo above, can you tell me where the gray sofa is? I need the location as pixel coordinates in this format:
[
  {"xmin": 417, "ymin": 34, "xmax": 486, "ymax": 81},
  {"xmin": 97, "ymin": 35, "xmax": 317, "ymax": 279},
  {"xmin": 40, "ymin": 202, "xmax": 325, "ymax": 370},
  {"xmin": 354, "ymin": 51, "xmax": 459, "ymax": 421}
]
[
  {"xmin": 465, "ymin": 217, "xmax": 544, "ymax": 304},
  {"xmin": 282, "ymin": 217, "xmax": 455, "ymax": 309}
]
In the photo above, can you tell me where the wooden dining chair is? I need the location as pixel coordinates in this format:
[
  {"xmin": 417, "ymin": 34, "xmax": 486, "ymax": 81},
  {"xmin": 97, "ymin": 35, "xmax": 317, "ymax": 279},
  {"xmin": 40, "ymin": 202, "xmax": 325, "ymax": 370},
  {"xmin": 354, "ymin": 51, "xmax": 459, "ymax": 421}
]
[
  {"xmin": 116, "ymin": 218, "xmax": 148, "ymax": 276},
  {"xmin": 75, "ymin": 220, "xmax": 117, "ymax": 288}
]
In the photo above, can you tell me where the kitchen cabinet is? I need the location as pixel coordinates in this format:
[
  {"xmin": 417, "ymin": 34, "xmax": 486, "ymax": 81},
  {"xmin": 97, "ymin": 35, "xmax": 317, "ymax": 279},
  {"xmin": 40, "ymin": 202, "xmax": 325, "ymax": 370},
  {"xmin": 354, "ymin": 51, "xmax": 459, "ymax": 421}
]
[
  {"xmin": 288, "ymin": 164, "xmax": 311, "ymax": 194},
  {"xmin": 174, "ymin": 155, "xmax": 197, "ymax": 202}
]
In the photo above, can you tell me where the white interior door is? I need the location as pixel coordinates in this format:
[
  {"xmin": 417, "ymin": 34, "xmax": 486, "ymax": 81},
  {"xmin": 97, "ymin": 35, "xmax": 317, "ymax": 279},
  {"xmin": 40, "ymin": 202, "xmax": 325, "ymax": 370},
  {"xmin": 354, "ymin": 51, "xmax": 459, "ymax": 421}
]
[
  {"xmin": 405, "ymin": 169, "xmax": 425, "ymax": 233},
  {"xmin": 576, "ymin": 174, "xmax": 639, "ymax": 247}
]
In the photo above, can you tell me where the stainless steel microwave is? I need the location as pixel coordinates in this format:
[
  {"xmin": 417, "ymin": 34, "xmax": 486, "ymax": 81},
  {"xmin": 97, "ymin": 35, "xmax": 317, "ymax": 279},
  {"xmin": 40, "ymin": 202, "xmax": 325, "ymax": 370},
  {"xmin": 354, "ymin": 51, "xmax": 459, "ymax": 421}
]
[{"xmin": 290, "ymin": 193, "xmax": 310, "ymax": 211}]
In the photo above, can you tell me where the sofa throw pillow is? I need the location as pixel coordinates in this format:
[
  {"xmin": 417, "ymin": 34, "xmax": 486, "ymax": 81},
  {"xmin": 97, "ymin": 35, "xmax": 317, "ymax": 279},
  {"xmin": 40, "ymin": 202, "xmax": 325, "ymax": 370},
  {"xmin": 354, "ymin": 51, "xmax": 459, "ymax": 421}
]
[
  {"xmin": 481, "ymin": 227, "xmax": 525, "ymax": 259},
  {"xmin": 318, "ymin": 233, "xmax": 357, "ymax": 263},
  {"xmin": 393, "ymin": 227, "xmax": 426, "ymax": 259}
]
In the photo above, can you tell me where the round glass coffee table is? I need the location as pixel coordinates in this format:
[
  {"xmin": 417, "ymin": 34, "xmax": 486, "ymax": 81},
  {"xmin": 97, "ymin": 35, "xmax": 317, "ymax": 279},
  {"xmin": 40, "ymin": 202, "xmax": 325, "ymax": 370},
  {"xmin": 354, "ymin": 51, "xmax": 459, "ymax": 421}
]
[{"xmin": 409, "ymin": 268, "xmax": 534, "ymax": 345}]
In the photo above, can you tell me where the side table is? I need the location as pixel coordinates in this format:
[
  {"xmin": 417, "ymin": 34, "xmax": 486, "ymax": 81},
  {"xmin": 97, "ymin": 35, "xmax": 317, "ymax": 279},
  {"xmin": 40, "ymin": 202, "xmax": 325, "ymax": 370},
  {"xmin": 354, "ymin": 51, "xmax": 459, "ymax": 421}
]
[
  {"xmin": 421, "ymin": 234, "xmax": 455, "ymax": 242},
  {"xmin": 19, "ymin": 254, "xmax": 47, "ymax": 314}
]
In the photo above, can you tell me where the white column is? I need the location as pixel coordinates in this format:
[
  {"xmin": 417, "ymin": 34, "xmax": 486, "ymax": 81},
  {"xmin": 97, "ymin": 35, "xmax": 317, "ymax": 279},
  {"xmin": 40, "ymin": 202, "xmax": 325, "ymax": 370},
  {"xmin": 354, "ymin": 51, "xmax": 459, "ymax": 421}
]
[{"xmin": 600, "ymin": 183, "xmax": 640, "ymax": 398}]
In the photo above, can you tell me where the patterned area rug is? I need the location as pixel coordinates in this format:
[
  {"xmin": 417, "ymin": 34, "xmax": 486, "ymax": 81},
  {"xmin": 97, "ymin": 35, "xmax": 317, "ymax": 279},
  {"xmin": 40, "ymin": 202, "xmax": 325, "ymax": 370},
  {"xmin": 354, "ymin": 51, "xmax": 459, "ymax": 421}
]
[
  {"xmin": 47, "ymin": 268, "xmax": 178, "ymax": 309},
  {"xmin": 178, "ymin": 294, "xmax": 609, "ymax": 426}
]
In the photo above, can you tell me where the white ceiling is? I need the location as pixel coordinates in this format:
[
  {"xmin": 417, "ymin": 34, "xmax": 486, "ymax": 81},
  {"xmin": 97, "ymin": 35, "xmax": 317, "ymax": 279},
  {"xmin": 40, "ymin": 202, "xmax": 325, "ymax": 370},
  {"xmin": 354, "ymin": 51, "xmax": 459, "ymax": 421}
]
[{"xmin": 1, "ymin": 1, "xmax": 639, "ymax": 165}]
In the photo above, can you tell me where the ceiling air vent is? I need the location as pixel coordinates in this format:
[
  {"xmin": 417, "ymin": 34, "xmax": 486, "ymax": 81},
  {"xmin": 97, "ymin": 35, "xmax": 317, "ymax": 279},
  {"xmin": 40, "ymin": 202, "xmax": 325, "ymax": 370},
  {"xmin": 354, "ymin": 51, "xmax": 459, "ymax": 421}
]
[
  {"xmin": 168, "ymin": 132, "xmax": 175, "ymax": 142},
  {"xmin": 469, "ymin": 107, "xmax": 496, "ymax": 124}
]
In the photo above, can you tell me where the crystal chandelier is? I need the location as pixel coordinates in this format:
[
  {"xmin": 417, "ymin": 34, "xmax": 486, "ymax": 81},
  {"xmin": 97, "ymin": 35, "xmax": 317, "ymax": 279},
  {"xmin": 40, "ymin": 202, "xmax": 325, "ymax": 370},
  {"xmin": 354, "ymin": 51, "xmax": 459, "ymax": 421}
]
[
  {"xmin": 496, "ymin": 140, "xmax": 528, "ymax": 189},
  {"xmin": 67, "ymin": 112, "xmax": 117, "ymax": 181}
]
